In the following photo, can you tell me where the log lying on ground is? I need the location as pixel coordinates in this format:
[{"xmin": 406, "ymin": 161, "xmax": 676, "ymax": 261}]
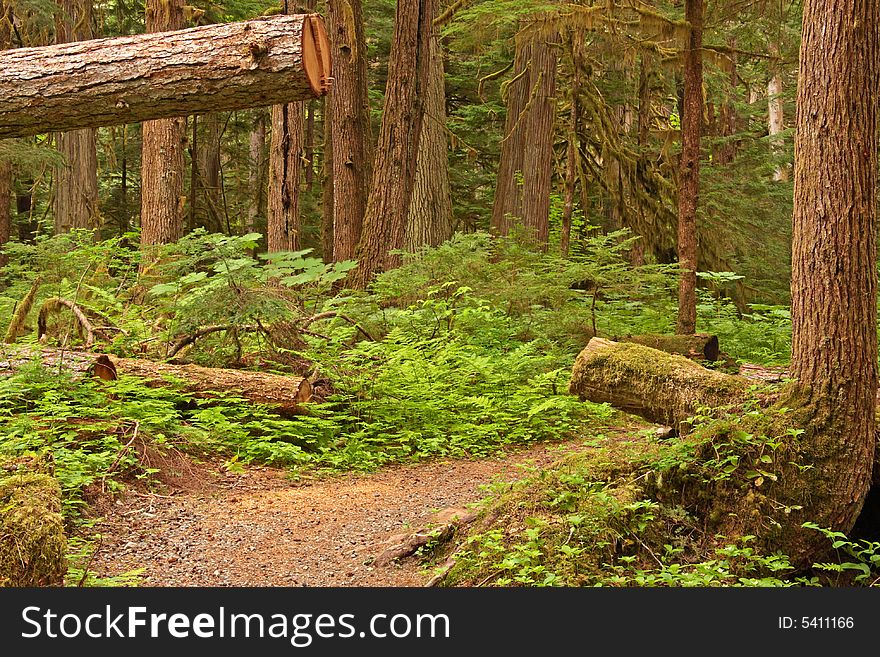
[
  {"xmin": 616, "ymin": 333, "xmax": 720, "ymax": 361},
  {"xmin": 569, "ymin": 338, "xmax": 750, "ymax": 429},
  {"xmin": 0, "ymin": 14, "xmax": 331, "ymax": 139},
  {"xmin": 0, "ymin": 472, "xmax": 67, "ymax": 587},
  {"xmin": 0, "ymin": 347, "xmax": 312, "ymax": 413}
]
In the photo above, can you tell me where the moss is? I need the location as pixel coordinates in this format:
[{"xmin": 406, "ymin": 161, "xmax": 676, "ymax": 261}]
[{"xmin": 0, "ymin": 472, "xmax": 67, "ymax": 587}]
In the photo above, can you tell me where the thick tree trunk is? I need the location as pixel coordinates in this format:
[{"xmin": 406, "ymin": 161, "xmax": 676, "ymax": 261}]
[
  {"xmin": 787, "ymin": 0, "xmax": 879, "ymax": 542},
  {"xmin": 328, "ymin": 0, "xmax": 371, "ymax": 263},
  {"xmin": 247, "ymin": 110, "xmax": 267, "ymax": 243},
  {"xmin": 267, "ymin": 102, "xmax": 303, "ymax": 252},
  {"xmin": 0, "ymin": 347, "xmax": 312, "ymax": 413},
  {"xmin": 407, "ymin": 31, "xmax": 453, "ymax": 251},
  {"xmin": 518, "ymin": 29, "xmax": 557, "ymax": 248},
  {"xmin": 569, "ymin": 338, "xmax": 748, "ymax": 431},
  {"xmin": 348, "ymin": 0, "xmax": 435, "ymax": 288},
  {"xmin": 491, "ymin": 32, "xmax": 531, "ymax": 237},
  {"xmin": 676, "ymin": 0, "xmax": 703, "ymax": 335},
  {"xmin": 139, "ymin": 0, "xmax": 186, "ymax": 248},
  {"xmin": 0, "ymin": 14, "xmax": 331, "ymax": 139}
]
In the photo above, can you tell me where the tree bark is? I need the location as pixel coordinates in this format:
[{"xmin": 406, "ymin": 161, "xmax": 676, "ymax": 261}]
[
  {"xmin": 328, "ymin": 0, "xmax": 371, "ymax": 263},
  {"xmin": 53, "ymin": 0, "xmax": 98, "ymax": 235},
  {"xmin": 407, "ymin": 30, "xmax": 453, "ymax": 251},
  {"xmin": 675, "ymin": 0, "xmax": 703, "ymax": 335},
  {"xmin": 348, "ymin": 0, "xmax": 435, "ymax": 288},
  {"xmin": 569, "ymin": 338, "xmax": 748, "ymax": 431},
  {"xmin": 491, "ymin": 25, "xmax": 557, "ymax": 248},
  {"xmin": 197, "ymin": 112, "xmax": 223, "ymax": 234},
  {"xmin": 0, "ymin": 14, "xmax": 331, "ymax": 139},
  {"xmin": 491, "ymin": 31, "xmax": 531, "ymax": 237},
  {"xmin": 788, "ymin": 0, "xmax": 879, "ymax": 538},
  {"xmin": 321, "ymin": 97, "xmax": 335, "ymax": 262},
  {"xmin": 267, "ymin": 102, "xmax": 303, "ymax": 252},
  {"xmin": 561, "ymin": 32, "xmax": 584, "ymax": 259},
  {"xmin": 0, "ymin": 347, "xmax": 312, "ymax": 413},
  {"xmin": 247, "ymin": 110, "xmax": 267, "ymax": 244},
  {"xmin": 768, "ymin": 43, "xmax": 787, "ymax": 182},
  {"xmin": 139, "ymin": 0, "xmax": 186, "ymax": 248}
]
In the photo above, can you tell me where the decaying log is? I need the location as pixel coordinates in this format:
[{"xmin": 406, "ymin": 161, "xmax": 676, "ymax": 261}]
[
  {"xmin": 0, "ymin": 346, "xmax": 311, "ymax": 412},
  {"xmin": 0, "ymin": 14, "xmax": 331, "ymax": 139},
  {"xmin": 616, "ymin": 333, "xmax": 720, "ymax": 361},
  {"xmin": 569, "ymin": 338, "xmax": 750, "ymax": 430}
]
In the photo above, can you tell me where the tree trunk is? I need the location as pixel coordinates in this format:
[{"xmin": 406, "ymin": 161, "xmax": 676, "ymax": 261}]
[
  {"xmin": 247, "ymin": 110, "xmax": 267, "ymax": 244},
  {"xmin": 321, "ymin": 97, "xmax": 335, "ymax": 262},
  {"xmin": 348, "ymin": 0, "xmax": 435, "ymax": 288},
  {"xmin": 491, "ymin": 31, "xmax": 531, "ymax": 237},
  {"xmin": 569, "ymin": 338, "xmax": 748, "ymax": 431},
  {"xmin": 561, "ymin": 32, "xmax": 584, "ymax": 259},
  {"xmin": 0, "ymin": 347, "xmax": 312, "ymax": 413},
  {"xmin": 328, "ymin": 0, "xmax": 371, "ymax": 263},
  {"xmin": 0, "ymin": 14, "xmax": 331, "ymax": 139},
  {"xmin": 675, "ymin": 0, "xmax": 703, "ymax": 335},
  {"xmin": 407, "ymin": 30, "xmax": 453, "ymax": 251},
  {"xmin": 139, "ymin": 0, "xmax": 186, "ymax": 248},
  {"xmin": 768, "ymin": 43, "xmax": 787, "ymax": 182},
  {"xmin": 197, "ymin": 112, "xmax": 223, "ymax": 234},
  {"xmin": 53, "ymin": 0, "xmax": 98, "ymax": 235},
  {"xmin": 491, "ymin": 26, "xmax": 557, "ymax": 248},
  {"xmin": 787, "ymin": 0, "xmax": 879, "ymax": 545},
  {"xmin": 267, "ymin": 102, "xmax": 303, "ymax": 252}
]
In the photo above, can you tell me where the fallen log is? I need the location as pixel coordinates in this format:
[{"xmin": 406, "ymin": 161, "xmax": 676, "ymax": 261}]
[
  {"xmin": 0, "ymin": 347, "xmax": 311, "ymax": 413},
  {"xmin": 616, "ymin": 333, "xmax": 720, "ymax": 361},
  {"xmin": 0, "ymin": 14, "xmax": 331, "ymax": 139},
  {"xmin": 569, "ymin": 337, "xmax": 750, "ymax": 430}
]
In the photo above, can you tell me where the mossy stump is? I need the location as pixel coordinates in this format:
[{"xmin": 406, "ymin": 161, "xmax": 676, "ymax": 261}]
[{"xmin": 0, "ymin": 473, "xmax": 67, "ymax": 586}]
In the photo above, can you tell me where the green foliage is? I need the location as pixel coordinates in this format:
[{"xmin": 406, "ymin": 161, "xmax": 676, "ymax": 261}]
[{"xmin": 804, "ymin": 524, "xmax": 880, "ymax": 586}]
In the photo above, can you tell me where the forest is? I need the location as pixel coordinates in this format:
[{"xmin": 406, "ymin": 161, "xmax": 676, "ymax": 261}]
[{"xmin": 0, "ymin": 0, "xmax": 876, "ymax": 590}]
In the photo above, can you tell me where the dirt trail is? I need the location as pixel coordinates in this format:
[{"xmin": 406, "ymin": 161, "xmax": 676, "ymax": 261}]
[{"xmin": 87, "ymin": 438, "xmax": 604, "ymax": 587}]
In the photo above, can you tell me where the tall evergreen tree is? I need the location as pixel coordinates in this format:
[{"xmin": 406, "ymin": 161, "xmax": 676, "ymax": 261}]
[{"xmin": 140, "ymin": 0, "xmax": 186, "ymax": 249}]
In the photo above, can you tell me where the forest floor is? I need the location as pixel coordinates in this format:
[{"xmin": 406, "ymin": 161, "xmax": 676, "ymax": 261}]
[{"xmin": 83, "ymin": 434, "xmax": 630, "ymax": 587}]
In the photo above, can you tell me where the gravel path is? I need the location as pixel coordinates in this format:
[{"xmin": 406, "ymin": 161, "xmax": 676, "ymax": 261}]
[{"xmin": 86, "ymin": 439, "xmax": 602, "ymax": 587}]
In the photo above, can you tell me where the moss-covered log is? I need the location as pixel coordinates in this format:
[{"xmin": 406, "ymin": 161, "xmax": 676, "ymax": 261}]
[
  {"xmin": 0, "ymin": 473, "xmax": 67, "ymax": 587},
  {"xmin": 0, "ymin": 347, "xmax": 312, "ymax": 413},
  {"xmin": 616, "ymin": 333, "xmax": 720, "ymax": 361},
  {"xmin": 569, "ymin": 337, "xmax": 749, "ymax": 429}
]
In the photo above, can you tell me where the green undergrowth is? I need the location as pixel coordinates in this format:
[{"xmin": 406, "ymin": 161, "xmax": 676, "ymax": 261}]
[{"xmin": 439, "ymin": 398, "xmax": 880, "ymax": 587}]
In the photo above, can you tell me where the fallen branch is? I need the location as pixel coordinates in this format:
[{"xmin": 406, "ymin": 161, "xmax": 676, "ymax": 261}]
[
  {"xmin": 301, "ymin": 311, "xmax": 375, "ymax": 342},
  {"xmin": 37, "ymin": 297, "xmax": 97, "ymax": 348},
  {"xmin": 167, "ymin": 324, "xmax": 261, "ymax": 358}
]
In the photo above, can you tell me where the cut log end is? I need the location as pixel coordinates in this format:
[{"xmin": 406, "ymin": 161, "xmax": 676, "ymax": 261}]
[{"xmin": 303, "ymin": 14, "xmax": 332, "ymax": 96}]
